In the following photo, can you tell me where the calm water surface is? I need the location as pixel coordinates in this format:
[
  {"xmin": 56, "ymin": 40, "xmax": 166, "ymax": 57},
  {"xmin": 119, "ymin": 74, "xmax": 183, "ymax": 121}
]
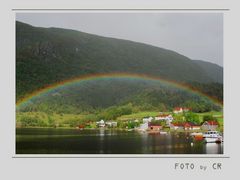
[{"xmin": 16, "ymin": 128, "xmax": 223, "ymax": 154}]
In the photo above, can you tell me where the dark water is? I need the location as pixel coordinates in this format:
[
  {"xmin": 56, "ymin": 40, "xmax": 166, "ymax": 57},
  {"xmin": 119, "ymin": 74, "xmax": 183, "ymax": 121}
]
[{"xmin": 16, "ymin": 128, "xmax": 223, "ymax": 154}]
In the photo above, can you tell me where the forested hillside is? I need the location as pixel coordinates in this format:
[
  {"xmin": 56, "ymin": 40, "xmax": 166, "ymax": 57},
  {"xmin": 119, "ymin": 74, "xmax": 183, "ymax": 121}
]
[{"xmin": 16, "ymin": 21, "xmax": 223, "ymax": 114}]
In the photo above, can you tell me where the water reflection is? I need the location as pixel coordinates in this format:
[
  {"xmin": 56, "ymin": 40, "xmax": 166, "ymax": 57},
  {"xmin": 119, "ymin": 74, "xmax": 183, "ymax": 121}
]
[
  {"xmin": 165, "ymin": 133, "xmax": 172, "ymax": 154},
  {"xmin": 99, "ymin": 128, "xmax": 105, "ymax": 137},
  {"xmin": 99, "ymin": 128, "xmax": 105, "ymax": 153},
  {"xmin": 16, "ymin": 128, "xmax": 224, "ymax": 154},
  {"xmin": 140, "ymin": 132, "xmax": 149, "ymax": 153},
  {"xmin": 204, "ymin": 143, "xmax": 223, "ymax": 154}
]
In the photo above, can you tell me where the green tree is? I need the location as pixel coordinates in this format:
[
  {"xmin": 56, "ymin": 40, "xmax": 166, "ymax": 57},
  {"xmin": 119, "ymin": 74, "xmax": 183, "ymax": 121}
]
[
  {"xmin": 185, "ymin": 112, "xmax": 200, "ymax": 124},
  {"xmin": 172, "ymin": 114, "xmax": 185, "ymax": 123},
  {"xmin": 48, "ymin": 115, "xmax": 55, "ymax": 127}
]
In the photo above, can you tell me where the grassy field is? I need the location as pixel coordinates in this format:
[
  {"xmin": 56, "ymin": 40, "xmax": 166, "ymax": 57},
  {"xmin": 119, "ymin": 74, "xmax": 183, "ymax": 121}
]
[
  {"xmin": 196, "ymin": 111, "xmax": 223, "ymax": 123},
  {"xmin": 118, "ymin": 111, "xmax": 223, "ymax": 121},
  {"xmin": 117, "ymin": 111, "xmax": 160, "ymax": 121},
  {"xmin": 16, "ymin": 112, "xmax": 86, "ymax": 127}
]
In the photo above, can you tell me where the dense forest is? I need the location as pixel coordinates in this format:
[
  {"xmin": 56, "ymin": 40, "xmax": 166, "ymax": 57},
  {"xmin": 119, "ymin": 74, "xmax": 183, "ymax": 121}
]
[
  {"xmin": 18, "ymin": 79, "xmax": 222, "ymax": 115},
  {"xmin": 16, "ymin": 21, "xmax": 223, "ymax": 119}
]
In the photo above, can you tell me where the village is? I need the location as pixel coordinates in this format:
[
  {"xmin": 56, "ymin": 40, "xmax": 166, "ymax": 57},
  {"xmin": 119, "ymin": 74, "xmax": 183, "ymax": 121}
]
[{"xmin": 77, "ymin": 107, "xmax": 222, "ymax": 134}]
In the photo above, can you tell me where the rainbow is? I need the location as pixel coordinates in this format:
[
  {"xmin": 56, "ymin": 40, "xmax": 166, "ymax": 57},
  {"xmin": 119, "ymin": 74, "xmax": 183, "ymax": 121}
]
[{"xmin": 16, "ymin": 72, "xmax": 223, "ymax": 108}]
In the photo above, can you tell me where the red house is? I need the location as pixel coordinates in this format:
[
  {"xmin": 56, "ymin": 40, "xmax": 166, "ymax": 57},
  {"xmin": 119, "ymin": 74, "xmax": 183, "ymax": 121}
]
[
  {"xmin": 171, "ymin": 122, "xmax": 200, "ymax": 130},
  {"xmin": 148, "ymin": 123, "xmax": 162, "ymax": 131},
  {"xmin": 171, "ymin": 122, "xmax": 184, "ymax": 130},
  {"xmin": 183, "ymin": 122, "xmax": 201, "ymax": 130},
  {"xmin": 183, "ymin": 107, "xmax": 191, "ymax": 112},
  {"xmin": 173, "ymin": 107, "xmax": 183, "ymax": 114},
  {"xmin": 201, "ymin": 120, "xmax": 219, "ymax": 130}
]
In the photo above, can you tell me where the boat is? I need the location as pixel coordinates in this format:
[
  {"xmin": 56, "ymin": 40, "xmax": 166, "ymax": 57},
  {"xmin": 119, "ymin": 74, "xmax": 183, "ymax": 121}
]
[
  {"xmin": 203, "ymin": 131, "xmax": 223, "ymax": 143},
  {"xmin": 190, "ymin": 132, "xmax": 203, "ymax": 141}
]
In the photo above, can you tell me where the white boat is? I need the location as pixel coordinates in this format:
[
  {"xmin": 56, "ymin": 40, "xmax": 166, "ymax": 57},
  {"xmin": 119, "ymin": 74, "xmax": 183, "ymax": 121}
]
[{"xmin": 203, "ymin": 131, "xmax": 223, "ymax": 143}]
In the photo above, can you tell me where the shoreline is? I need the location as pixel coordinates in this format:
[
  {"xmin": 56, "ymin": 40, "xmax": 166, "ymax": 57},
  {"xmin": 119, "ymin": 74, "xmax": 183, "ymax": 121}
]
[{"xmin": 16, "ymin": 126, "xmax": 223, "ymax": 133}]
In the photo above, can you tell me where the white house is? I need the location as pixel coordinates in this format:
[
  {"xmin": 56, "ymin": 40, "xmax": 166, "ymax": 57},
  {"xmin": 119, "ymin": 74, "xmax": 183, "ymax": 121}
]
[
  {"xmin": 173, "ymin": 107, "xmax": 190, "ymax": 114},
  {"xmin": 155, "ymin": 114, "xmax": 173, "ymax": 125},
  {"xmin": 139, "ymin": 122, "xmax": 148, "ymax": 131},
  {"xmin": 155, "ymin": 114, "xmax": 173, "ymax": 122},
  {"xmin": 105, "ymin": 121, "xmax": 118, "ymax": 127},
  {"xmin": 201, "ymin": 120, "xmax": 219, "ymax": 130},
  {"xmin": 142, "ymin": 116, "xmax": 153, "ymax": 123},
  {"xmin": 96, "ymin": 120, "xmax": 105, "ymax": 127},
  {"xmin": 173, "ymin": 107, "xmax": 183, "ymax": 114}
]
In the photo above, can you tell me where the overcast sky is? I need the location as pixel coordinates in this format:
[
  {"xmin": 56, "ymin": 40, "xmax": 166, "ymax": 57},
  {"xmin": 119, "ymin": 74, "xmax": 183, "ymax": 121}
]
[{"xmin": 16, "ymin": 13, "xmax": 223, "ymax": 66}]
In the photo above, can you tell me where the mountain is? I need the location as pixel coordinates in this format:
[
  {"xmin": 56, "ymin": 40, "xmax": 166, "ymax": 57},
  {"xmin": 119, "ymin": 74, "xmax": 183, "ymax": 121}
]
[
  {"xmin": 193, "ymin": 60, "xmax": 223, "ymax": 83},
  {"xmin": 16, "ymin": 21, "xmax": 223, "ymax": 101}
]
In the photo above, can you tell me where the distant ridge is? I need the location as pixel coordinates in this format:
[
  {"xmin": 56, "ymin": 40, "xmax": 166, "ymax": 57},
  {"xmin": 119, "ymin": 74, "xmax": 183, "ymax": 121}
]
[{"xmin": 193, "ymin": 60, "xmax": 223, "ymax": 83}]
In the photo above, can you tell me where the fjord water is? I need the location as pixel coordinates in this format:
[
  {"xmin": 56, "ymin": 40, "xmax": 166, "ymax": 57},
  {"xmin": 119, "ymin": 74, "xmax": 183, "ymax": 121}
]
[{"xmin": 16, "ymin": 128, "xmax": 223, "ymax": 154}]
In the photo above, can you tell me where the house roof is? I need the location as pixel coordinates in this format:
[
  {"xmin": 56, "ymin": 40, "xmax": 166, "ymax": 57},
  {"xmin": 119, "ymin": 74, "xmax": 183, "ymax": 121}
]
[
  {"xmin": 203, "ymin": 120, "xmax": 219, "ymax": 125},
  {"xmin": 171, "ymin": 122, "xmax": 183, "ymax": 126},
  {"xmin": 183, "ymin": 122, "xmax": 200, "ymax": 126},
  {"xmin": 174, "ymin": 107, "xmax": 182, "ymax": 111},
  {"xmin": 173, "ymin": 107, "xmax": 190, "ymax": 111},
  {"xmin": 172, "ymin": 122, "xmax": 200, "ymax": 127}
]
